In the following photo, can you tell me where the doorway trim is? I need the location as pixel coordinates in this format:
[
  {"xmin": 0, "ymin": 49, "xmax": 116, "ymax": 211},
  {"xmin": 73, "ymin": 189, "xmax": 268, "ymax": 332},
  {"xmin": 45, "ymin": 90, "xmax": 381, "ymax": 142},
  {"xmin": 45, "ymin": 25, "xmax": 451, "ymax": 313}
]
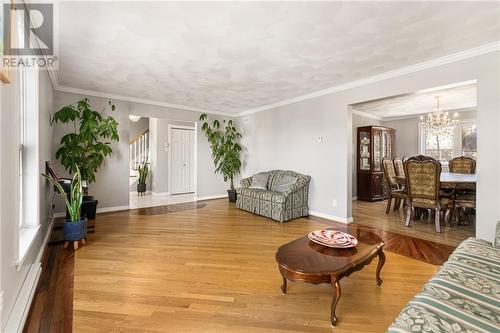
[{"xmin": 167, "ymin": 124, "xmax": 197, "ymax": 196}]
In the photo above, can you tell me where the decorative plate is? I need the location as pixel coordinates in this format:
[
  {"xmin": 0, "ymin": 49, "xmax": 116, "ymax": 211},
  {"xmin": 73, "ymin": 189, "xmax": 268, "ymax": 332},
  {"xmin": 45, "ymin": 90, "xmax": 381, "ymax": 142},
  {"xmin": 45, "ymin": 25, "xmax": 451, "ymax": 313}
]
[{"xmin": 308, "ymin": 230, "xmax": 358, "ymax": 248}]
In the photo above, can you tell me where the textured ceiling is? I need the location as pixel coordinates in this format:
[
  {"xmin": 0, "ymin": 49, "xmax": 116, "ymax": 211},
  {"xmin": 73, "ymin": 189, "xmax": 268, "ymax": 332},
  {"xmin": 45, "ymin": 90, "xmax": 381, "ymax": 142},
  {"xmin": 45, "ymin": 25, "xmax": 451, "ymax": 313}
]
[
  {"xmin": 57, "ymin": 2, "xmax": 500, "ymax": 114},
  {"xmin": 352, "ymin": 83, "xmax": 477, "ymax": 120}
]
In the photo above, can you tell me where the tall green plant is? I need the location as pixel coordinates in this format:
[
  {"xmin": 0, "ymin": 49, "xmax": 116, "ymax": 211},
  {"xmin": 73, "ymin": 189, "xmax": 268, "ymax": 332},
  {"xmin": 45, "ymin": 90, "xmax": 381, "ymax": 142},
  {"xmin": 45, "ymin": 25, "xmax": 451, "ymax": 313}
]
[
  {"xmin": 138, "ymin": 162, "xmax": 149, "ymax": 185},
  {"xmin": 42, "ymin": 166, "xmax": 83, "ymax": 222},
  {"xmin": 199, "ymin": 113, "xmax": 242, "ymax": 190},
  {"xmin": 52, "ymin": 98, "xmax": 119, "ymax": 184}
]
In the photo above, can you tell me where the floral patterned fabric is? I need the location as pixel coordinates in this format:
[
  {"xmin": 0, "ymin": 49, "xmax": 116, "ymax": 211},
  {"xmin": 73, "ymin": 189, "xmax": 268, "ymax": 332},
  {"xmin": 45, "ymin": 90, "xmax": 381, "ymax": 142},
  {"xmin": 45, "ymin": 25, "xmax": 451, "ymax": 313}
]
[
  {"xmin": 388, "ymin": 236, "xmax": 500, "ymax": 333},
  {"xmin": 383, "ymin": 159, "xmax": 398, "ymax": 187},
  {"xmin": 394, "ymin": 158, "xmax": 405, "ymax": 177},
  {"xmin": 236, "ymin": 170, "xmax": 311, "ymax": 222},
  {"xmin": 406, "ymin": 161, "xmax": 440, "ymax": 206},
  {"xmin": 449, "ymin": 157, "xmax": 476, "ymax": 174}
]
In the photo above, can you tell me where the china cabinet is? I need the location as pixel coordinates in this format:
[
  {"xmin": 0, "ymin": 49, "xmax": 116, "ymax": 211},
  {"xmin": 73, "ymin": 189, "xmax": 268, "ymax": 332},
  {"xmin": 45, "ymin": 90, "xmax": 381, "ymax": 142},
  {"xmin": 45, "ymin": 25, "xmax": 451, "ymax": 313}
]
[{"xmin": 357, "ymin": 126, "xmax": 395, "ymax": 201}]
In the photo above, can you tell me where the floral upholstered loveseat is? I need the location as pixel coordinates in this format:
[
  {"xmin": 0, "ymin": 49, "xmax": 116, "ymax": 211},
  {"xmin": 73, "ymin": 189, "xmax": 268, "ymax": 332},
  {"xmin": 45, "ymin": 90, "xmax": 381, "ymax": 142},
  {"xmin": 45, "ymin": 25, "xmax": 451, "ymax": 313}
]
[
  {"xmin": 236, "ymin": 170, "xmax": 311, "ymax": 222},
  {"xmin": 388, "ymin": 222, "xmax": 500, "ymax": 333}
]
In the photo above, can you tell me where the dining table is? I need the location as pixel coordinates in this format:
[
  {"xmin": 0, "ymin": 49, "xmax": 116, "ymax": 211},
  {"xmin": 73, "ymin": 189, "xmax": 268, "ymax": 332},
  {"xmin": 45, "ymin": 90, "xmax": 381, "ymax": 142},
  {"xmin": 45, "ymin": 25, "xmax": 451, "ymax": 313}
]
[{"xmin": 395, "ymin": 172, "xmax": 476, "ymax": 190}]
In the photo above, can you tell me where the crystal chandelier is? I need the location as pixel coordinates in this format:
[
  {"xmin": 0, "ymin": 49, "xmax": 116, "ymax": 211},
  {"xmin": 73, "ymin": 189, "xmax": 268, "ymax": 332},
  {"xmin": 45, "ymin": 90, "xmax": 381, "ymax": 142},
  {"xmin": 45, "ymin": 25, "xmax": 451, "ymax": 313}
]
[
  {"xmin": 420, "ymin": 96, "xmax": 458, "ymax": 160},
  {"xmin": 420, "ymin": 96, "xmax": 458, "ymax": 137}
]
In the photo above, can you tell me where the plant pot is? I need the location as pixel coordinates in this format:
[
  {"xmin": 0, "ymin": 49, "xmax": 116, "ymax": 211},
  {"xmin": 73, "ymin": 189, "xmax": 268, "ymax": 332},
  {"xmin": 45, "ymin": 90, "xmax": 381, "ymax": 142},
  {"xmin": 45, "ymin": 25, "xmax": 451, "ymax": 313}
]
[
  {"xmin": 228, "ymin": 189, "xmax": 237, "ymax": 203},
  {"xmin": 137, "ymin": 183, "xmax": 147, "ymax": 193},
  {"xmin": 82, "ymin": 196, "xmax": 98, "ymax": 220},
  {"xmin": 63, "ymin": 218, "xmax": 88, "ymax": 242}
]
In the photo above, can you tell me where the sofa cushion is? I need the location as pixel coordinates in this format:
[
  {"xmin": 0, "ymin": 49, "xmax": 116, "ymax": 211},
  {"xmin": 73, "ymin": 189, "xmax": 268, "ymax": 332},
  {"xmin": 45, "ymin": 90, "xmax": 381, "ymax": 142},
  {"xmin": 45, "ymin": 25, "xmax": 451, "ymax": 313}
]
[
  {"xmin": 268, "ymin": 170, "xmax": 303, "ymax": 192},
  {"xmin": 388, "ymin": 237, "xmax": 500, "ymax": 333},
  {"xmin": 274, "ymin": 175, "xmax": 298, "ymax": 193},
  {"xmin": 249, "ymin": 172, "xmax": 270, "ymax": 190},
  {"xmin": 238, "ymin": 188, "xmax": 285, "ymax": 204}
]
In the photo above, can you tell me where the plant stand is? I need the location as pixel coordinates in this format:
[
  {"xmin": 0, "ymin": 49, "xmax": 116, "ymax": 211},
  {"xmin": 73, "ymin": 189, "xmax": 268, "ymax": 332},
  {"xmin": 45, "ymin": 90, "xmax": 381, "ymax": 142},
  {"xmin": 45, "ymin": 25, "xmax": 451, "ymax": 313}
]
[{"xmin": 64, "ymin": 238, "xmax": 85, "ymax": 250}]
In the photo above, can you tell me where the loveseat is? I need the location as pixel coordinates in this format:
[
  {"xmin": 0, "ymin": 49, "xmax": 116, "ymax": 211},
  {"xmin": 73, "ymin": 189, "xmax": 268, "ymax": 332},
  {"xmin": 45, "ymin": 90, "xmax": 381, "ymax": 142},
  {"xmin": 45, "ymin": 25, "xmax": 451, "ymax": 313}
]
[
  {"xmin": 388, "ymin": 222, "xmax": 500, "ymax": 333},
  {"xmin": 236, "ymin": 170, "xmax": 311, "ymax": 222}
]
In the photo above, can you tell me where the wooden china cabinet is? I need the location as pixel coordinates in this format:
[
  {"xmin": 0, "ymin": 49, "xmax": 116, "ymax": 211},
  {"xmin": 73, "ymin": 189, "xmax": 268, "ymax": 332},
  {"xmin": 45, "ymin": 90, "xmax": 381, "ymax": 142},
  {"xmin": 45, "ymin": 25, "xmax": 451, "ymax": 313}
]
[{"xmin": 357, "ymin": 126, "xmax": 395, "ymax": 201}]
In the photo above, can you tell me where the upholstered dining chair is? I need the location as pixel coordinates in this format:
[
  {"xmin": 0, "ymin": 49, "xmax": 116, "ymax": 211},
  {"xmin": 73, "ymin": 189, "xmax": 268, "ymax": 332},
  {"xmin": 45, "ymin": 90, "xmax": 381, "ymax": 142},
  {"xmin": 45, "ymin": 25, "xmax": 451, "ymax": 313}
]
[
  {"xmin": 393, "ymin": 156, "xmax": 405, "ymax": 178},
  {"xmin": 403, "ymin": 155, "xmax": 453, "ymax": 232},
  {"xmin": 454, "ymin": 193, "xmax": 476, "ymax": 225},
  {"xmin": 449, "ymin": 156, "xmax": 476, "ymax": 174},
  {"xmin": 382, "ymin": 157, "xmax": 407, "ymax": 214}
]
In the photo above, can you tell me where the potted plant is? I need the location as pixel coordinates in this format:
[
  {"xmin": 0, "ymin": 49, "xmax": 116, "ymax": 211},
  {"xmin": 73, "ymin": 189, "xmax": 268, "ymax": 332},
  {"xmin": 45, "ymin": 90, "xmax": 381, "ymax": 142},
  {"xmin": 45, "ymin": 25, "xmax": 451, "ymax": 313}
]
[
  {"xmin": 137, "ymin": 161, "xmax": 149, "ymax": 195},
  {"xmin": 42, "ymin": 166, "xmax": 87, "ymax": 250},
  {"xmin": 51, "ymin": 98, "xmax": 119, "ymax": 218},
  {"xmin": 199, "ymin": 113, "xmax": 242, "ymax": 202}
]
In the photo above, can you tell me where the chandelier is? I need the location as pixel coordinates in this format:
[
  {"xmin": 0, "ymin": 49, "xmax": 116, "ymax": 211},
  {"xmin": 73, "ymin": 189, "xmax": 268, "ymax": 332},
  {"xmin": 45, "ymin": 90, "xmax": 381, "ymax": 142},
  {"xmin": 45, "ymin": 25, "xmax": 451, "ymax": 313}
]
[{"xmin": 420, "ymin": 96, "xmax": 458, "ymax": 136}]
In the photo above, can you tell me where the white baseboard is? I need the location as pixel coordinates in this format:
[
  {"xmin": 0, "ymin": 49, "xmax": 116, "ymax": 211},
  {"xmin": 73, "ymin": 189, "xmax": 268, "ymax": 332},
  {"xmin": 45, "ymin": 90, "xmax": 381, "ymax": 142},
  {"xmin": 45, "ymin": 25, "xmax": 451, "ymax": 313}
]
[
  {"xmin": 54, "ymin": 204, "xmax": 130, "ymax": 218},
  {"xmin": 309, "ymin": 211, "xmax": 354, "ymax": 225},
  {"xmin": 97, "ymin": 205, "xmax": 130, "ymax": 213},
  {"xmin": 195, "ymin": 194, "xmax": 227, "ymax": 201},
  {"xmin": 352, "ymin": 196, "xmax": 358, "ymax": 201},
  {"xmin": 3, "ymin": 263, "xmax": 42, "ymax": 333}
]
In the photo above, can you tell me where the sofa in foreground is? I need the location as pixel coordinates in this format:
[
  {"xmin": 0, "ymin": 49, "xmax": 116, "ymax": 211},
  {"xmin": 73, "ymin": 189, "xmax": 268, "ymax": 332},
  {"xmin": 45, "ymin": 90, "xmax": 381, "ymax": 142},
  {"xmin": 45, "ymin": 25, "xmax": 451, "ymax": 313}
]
[
  {"xmin": 388, "ymin": 222, "xmax": 500, "ymax": 333},
  {"xmin": 236, "ymin": 170, "xmax": 311, "ymax": 222}
]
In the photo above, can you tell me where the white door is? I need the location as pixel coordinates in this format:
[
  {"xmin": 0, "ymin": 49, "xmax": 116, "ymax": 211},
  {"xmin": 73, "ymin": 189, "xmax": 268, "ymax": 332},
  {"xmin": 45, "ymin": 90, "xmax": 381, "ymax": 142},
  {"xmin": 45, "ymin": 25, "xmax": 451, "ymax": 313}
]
[{"xmin": 171, "ymin": 128, "xmax": 195, "ymax": 194}]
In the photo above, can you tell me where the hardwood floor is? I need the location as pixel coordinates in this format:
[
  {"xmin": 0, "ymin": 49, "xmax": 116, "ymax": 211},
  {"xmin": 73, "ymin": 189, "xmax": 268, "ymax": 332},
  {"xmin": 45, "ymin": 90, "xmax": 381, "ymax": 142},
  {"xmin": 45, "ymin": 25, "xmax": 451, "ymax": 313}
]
[
  {"xmin": 69, "ymin": 199, "xmax": 437, "ymax": 333},
  {"xmin": 23, "ymin": 243, "xmax": 74, "ymax": 333},
  {"xmin": 353, "ymin": 199, "xmax": 475, "ymax": 247}
]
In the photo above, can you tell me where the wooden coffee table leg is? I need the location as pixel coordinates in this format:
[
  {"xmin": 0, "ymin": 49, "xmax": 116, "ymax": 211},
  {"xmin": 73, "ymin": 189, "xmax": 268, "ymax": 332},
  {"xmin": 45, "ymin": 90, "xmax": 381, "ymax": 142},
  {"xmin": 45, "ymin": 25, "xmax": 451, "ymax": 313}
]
[
  {"xmin": 330, "ymin": 276, "xmax": 341, "ymax": 326},
  {"xmin": 281, "ymin": 276, "xmax": 287, "ymax": 294},
  {"xmin": 376, "ymin": 249, "xmax": 386, "ymax": 287}
]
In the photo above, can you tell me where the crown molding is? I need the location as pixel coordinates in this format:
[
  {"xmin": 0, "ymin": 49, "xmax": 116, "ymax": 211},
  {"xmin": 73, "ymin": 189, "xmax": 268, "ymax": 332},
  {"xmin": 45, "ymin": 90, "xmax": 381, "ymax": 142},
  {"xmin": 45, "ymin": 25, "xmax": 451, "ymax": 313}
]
[
  {"xmin": 238, "ymin": 41, "xmax": 500, "ymax": 117},
  {"xmin": 54, "ymin": 85, "xmax": 235, "ymax": 117}
]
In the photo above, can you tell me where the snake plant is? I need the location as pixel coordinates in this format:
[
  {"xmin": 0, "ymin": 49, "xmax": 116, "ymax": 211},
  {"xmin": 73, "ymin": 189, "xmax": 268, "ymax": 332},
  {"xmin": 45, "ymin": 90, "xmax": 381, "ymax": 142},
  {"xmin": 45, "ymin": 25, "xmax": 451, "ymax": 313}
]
[{"xmin": 42, "ymin": 166, "xmax": 83, "ymax": 222}]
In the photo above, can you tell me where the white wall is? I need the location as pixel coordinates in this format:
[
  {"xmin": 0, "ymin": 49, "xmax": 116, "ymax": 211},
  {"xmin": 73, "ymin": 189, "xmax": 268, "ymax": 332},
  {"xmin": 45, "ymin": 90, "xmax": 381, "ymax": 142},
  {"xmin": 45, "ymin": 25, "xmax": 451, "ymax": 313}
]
[
  {"xmin": 240, "ymin": 94, "xmax": 352, "ymax": 222},
  {"xmin": 240, "ymin": 51, "xmax": 500, "ymax": 241},
  {"xmin": 129, "ymin": 117, "xmax": 149, "ymax": 140},
  {"xmin": 0, "ymin": 69, "xmax": 54, "ymax": 332},
  {"xmin": 52, "ymin": 91, "xmax": 230, "ymax": 212},
  {"xmin": 352, "ymin": 113, "xmax": 381, "ymax": 198}
]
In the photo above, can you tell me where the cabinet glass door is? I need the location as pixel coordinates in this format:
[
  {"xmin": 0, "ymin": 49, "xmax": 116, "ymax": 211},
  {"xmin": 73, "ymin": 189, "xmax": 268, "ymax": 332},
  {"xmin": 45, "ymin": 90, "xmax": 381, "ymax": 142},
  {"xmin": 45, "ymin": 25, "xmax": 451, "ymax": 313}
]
[
  {"xmin": 359, "ymin": 131, "xmax": 370, "ymax": 170},
  {"xmin": 374, "ymin": 131, "xmax": 381, "ymax": 171},
  {"xmin": 383, "ymin": 131, "xmax": 392, "ymax": 159}
]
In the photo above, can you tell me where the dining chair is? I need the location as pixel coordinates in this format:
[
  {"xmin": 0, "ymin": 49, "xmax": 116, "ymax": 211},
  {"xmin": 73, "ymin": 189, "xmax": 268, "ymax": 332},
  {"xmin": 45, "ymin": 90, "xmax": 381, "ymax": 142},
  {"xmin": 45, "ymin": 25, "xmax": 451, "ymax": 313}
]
[
  {"xmin": 449, "ymin": 156, "xmax": 476, "ymax": 174},
  {"xmin": 403, "ymin": 155, "xmax": 453, "ymax": 232},
  {"xmin": 393, "ymin": 156, "xmax": 405, "ymax": 178},
  {"xmin": 382, "ymin": 157, "xmax": 407, "ymax": 214},
  {"xmin": 454, "ymin": 193, "xmax": 476, "ymax": 225}
]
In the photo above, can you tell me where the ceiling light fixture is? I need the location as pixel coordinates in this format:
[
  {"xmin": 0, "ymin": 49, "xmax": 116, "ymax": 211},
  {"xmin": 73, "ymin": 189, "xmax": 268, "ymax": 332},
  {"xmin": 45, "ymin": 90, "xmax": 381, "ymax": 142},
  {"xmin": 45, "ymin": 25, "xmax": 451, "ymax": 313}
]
[
  {"xmin": 129, "ymin": 115, "xmax": 141, "ymax": 122},
  {"xmin": 419, "ymin": 96, "xmax": 458, "ymax": 160}
]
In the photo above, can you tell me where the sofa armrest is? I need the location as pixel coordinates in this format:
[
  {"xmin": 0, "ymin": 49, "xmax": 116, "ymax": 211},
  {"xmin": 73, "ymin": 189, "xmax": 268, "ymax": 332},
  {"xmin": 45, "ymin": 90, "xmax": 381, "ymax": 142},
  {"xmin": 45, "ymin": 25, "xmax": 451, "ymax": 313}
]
[
  {"xmin": 495, "ymin": 221, "xmax": 500, "ymax": 247},
  {"xmin": 283, "ymin": 177, "xmax": 311, "ymax": 197},
  {"xmin": 240, "ymin": 177, "xmax": 252, "ymax": 189}
]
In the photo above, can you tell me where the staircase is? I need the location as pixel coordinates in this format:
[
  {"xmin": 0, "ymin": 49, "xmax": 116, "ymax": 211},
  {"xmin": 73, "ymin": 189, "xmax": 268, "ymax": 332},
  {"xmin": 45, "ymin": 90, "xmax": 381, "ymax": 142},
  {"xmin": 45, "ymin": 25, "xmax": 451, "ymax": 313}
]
[{"xmin": 129, "ymin": 130, "xmax": 150, "ymax": 186}]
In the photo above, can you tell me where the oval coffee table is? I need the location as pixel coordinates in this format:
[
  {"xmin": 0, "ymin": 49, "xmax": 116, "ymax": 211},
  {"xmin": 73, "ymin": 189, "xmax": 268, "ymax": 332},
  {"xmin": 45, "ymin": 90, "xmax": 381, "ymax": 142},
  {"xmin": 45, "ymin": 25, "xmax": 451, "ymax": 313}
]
[{"xmin": 275, "ymin": 227, "xmax": 385, "ymax": 326}]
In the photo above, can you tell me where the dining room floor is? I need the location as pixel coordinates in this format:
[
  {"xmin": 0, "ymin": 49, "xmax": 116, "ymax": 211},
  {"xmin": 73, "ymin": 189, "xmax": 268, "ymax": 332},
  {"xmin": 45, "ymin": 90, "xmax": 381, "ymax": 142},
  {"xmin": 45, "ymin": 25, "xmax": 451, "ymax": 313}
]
[{"xmin": 352, "ymin": 199, "xmax": 475, "ymax": 247}]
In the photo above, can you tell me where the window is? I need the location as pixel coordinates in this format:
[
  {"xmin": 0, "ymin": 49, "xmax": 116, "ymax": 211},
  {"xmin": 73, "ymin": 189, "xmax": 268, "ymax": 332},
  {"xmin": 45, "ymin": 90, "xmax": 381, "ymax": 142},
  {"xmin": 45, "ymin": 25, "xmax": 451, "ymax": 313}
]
[
  {"xmin": 419, "ymin": 120, "xmax": 477, "ymax": 163},
  {"xmin": 461, "ymin": 123, "xmax": 477, "ymax": 158},
  {"xmin": 423, "ymin": 125, "xmax": 454, "ymax": 161},
  {"xmin": 17, "ymin": 67, "xmax": 40, "ymax": 265}
]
